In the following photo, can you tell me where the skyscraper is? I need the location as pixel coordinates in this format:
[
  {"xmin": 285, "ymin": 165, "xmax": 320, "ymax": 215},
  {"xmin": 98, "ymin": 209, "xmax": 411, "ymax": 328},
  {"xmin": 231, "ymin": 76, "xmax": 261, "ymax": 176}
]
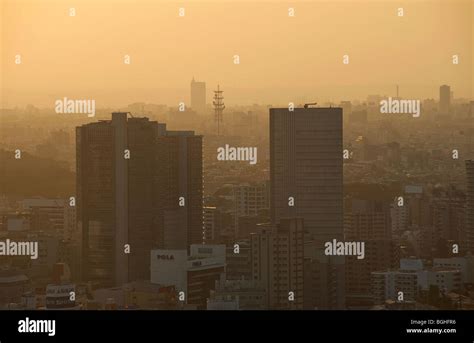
[
  {"xmin": 466, "ymin": 160, "xmax": 474, "ymax": 253},
  {"xmin": 190, "ymin": 77, "xmax": 206, "ymax": 113},
  {"xmin": 439, "ymin": 85, "xmax": 451, "ymax": 115},
  {"xmin": 77, "ymin": 112, "xmax": 202, "ymax": 287},
  {"xmin": 269, "ymin": 107, "xmax": 343, "ymax": 243},
  {"xmin": 156, "ymin": 130, "xmax": 203, "ymax": 250},
  {"xmin": 77, "ymin": 112, "xmax": 129, "ymax": 287}
]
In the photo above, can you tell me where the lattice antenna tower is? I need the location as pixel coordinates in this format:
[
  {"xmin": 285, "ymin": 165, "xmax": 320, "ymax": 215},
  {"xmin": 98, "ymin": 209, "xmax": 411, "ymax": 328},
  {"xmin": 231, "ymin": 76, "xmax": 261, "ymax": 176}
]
[{"xmin": 213, "ymin": 85, "xmax": 225, "ymax": 135}]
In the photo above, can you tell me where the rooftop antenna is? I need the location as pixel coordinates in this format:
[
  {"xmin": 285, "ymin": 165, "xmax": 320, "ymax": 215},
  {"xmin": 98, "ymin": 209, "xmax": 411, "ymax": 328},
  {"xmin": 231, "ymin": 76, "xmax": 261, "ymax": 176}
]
[{"xmin": 304, "ymin": 102, "xmax": 318, "ymax": 109}]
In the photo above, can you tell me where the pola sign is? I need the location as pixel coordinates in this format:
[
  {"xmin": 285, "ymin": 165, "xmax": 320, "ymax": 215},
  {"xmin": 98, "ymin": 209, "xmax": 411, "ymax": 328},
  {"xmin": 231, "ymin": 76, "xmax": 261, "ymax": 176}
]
[{"xmin": 157, "ymin": 254, "xmax": 174, "ymax": 261}]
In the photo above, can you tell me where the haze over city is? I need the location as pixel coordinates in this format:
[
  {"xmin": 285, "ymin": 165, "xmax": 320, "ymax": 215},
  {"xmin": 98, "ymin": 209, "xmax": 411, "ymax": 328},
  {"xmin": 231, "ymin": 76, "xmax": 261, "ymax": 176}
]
[
  {"xmin": 1, "ymin": 3, "xmax": 474, "ymax": 340},
  {"xmin": 1, "ymin": 0, "xmax": 473, "ymax": 107}
]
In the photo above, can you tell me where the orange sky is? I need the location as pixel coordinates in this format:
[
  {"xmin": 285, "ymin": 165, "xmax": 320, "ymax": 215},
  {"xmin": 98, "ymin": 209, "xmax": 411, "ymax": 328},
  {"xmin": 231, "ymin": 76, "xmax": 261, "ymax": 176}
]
[{"xmin": 1, "ymin": 0, "xmax": 473, "ymax": 107}]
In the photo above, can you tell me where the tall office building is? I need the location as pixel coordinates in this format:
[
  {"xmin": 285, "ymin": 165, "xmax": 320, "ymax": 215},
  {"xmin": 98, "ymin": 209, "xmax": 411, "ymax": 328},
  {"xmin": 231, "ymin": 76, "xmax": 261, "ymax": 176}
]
[
  {"xmin": 439, "ymin": 85, "xmax": 451, "ymax": 115},
  {"xmin": 126, "ymin": 116, "xmax": 167, "ymax": 282},
  {"xmin": 77, "ymin": 112, "xmax": 129, "ymax": 287},
  {"xmin": 156, "ymin": 130, "xmax": 203, "ymax": 250},
  {"xmin": 190, "ymin": 77, "xmax": 206, "ymax": 113},
  {"xmin": 250, "ymin": 218, "xmax": 304, "ymax": 309},
  {"xmin": 270, "ymin": 107, "xmax": 343, "ymax": 243},
  {"xmin": 467, "ymin": 160, "xmax": 474, "ymax": 253},
  {"xmin": 77, "ymin": 112, "xmax": 202, "ymax": 288}
]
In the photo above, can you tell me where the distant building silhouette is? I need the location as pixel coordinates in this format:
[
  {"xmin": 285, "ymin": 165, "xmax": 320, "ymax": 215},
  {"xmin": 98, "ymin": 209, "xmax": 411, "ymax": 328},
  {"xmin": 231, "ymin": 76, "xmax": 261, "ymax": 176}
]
[
  {"xmin": 190, "ymin": 77, "xmax": 206, "ymax": 113},
  {"xmin": 439, "ymin": 85, "xmax": 451, "ymax": 115}
]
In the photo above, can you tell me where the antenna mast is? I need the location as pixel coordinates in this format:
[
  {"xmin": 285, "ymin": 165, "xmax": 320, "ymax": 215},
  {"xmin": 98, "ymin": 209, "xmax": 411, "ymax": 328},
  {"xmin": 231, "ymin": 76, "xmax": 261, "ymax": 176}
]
[{"xmin": 213, "ymin": 85, "xmax": 225, "ymax": 135}]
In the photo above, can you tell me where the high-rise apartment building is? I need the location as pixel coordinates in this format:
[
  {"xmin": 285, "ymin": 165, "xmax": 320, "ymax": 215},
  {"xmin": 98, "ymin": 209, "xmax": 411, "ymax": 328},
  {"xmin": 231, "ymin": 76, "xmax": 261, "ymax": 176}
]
[
  {"xmin": 250, "ymin": 218, "xmax": 304, "ymax": 309},
  {"xmin": 344, "ymin": 199, "xmax": 399, "ymax": 307}
]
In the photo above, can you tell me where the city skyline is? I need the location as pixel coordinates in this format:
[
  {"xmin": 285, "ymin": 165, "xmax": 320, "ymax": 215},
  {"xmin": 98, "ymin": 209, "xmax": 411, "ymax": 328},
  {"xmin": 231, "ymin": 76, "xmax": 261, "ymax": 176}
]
[
  {"xmin": 0, "ymin": 95, "xmax": 473, "ymax": 310},
  {"xmin": 1, "ymin": 2, "xmax": 474, "ymax": 339}
]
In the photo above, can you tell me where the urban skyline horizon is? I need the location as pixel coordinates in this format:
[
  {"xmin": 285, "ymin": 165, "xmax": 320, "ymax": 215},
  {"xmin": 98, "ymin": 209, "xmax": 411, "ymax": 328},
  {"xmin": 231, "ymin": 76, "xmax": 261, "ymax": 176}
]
[
  {"xmin": 2, "ymin": 83, "xmax": 471, "ymax": 109},
  {"xmin": 1, "ymin": 0, "xmax": 474, "ymax": 337}
]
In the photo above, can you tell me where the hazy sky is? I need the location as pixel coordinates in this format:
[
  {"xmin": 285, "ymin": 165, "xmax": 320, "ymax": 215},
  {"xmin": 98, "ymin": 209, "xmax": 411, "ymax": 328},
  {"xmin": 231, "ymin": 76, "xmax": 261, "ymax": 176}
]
[{"xmin": 1, "ymin": 0, "xmax": 473, "ymax": 107}]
